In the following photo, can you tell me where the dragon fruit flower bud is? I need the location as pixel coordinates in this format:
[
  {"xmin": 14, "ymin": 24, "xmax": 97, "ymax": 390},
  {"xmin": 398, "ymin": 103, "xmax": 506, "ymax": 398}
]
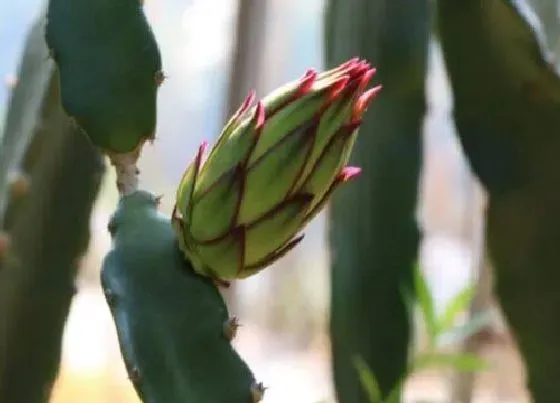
[{"xmin": 172, "ymin": 58, "xmax": 381, "ymax": 282}]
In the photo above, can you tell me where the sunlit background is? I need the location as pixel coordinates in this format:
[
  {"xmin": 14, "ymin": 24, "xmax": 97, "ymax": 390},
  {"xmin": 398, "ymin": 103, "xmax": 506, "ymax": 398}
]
[{"xmin": 0, "ymin": 0, "xmax": 533, "ymax": 402}]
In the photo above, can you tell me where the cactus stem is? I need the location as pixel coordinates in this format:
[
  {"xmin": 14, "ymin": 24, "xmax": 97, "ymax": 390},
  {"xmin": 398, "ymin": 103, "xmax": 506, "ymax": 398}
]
[
  {"xmin": 223, "ymin": 316, "xmax": 241, "ymax": 341},
  {"xmin": 107, "ymin": 143, "xmax": 145, "ymax": 196},
  {"xmin": 250, "ymin": 381, "xmax": 266, "ymax": 402}
]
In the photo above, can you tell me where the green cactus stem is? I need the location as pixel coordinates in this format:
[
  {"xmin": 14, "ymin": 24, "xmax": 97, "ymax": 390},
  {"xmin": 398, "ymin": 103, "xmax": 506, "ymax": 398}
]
[
  {"xmin": 325, "ymin": 0, "xmax": 431, "ymax": 400},
  {"xmin": 437, "ymin": 0, "xmax": 560, "ymax": 400},
  {"xmin": 45, "ymin": 0, "xmax": 162, "ymax": 183},
  {"xmin": 0, "ymin": 17, "xmax": 104, "ymax": 402},
  {"xmin": 101, "ymin": 190, "xmax": 262, "ymax": 403}
]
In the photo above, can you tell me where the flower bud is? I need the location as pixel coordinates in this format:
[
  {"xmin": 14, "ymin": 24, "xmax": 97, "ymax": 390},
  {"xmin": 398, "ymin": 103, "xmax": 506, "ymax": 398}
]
[{"xmin": 173, "ymin": 58, "xmax": 381, "ymax": 281}]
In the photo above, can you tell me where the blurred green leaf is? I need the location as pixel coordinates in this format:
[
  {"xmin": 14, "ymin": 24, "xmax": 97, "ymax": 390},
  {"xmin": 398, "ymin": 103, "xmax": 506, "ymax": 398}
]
[
  {"xmin": 436, "ymin": 283, "xmax": 476, "ymax": 333},
  {"xmin": 414, "ymin": 264, "xmax": 437, "ymax": 345},
  {"xmin": 383, "ymin": 380, "xmax": 405, "ymax": 403},
  {"xmin": 439, "ymin": 310, "xmax": 494, "ymax": 348},
  {"xmin": 353, "ymin": 356, "xmax": 383, "ymax": 403},
  {"xmin": 412, "ymin": 352, "xmax": 488, "ymax": 373}
]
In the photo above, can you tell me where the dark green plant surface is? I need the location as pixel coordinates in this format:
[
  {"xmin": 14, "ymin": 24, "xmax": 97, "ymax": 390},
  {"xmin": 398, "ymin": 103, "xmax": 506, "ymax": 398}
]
[
  {"xmin": 0, "ymin": 17, "xmax": 104, "ymax": 402},
  {"xmin": 101, "ymin": 191, "xmax": 260, "ymax": 403},
  {"xmin": 45, "ymin": 0, "xmax": 162, "ymax": 154},
  {"xmin": 325, "ymin": 0, "xmax": 431, "ymax": 400},
  {"xmin": 437, "ymin": 0, "xmax": 560, "ymax": 400}
]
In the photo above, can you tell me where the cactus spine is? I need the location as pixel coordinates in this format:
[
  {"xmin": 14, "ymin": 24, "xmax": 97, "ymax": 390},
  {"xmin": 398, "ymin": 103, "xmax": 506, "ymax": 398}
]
[
  {"xmin": 325, "ymin": 0, "xmax": 431, "ymax": 400},
  {"xmin": 0, "ymin": 17, "xmax": 104, "ymax": 402},
  {"xmin": 44, "ymin": 0, "xmax": 261, "ymax": 401},
  {"xmin": 438, "ymin": 0, "xmax": 560, "ymax": 400}
]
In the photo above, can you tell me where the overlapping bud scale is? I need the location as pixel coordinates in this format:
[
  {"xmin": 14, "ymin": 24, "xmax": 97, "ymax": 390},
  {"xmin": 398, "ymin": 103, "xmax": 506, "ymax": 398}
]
[{"xmin": 172, "ymin": 58, "xmax": 381, "ymax": 281}]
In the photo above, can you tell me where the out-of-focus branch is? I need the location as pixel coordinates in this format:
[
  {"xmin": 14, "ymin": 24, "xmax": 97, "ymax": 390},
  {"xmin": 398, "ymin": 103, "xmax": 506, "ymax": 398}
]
[{"xmin": 0, "ymin": 17, "xmax": 104, "ymax": 402}]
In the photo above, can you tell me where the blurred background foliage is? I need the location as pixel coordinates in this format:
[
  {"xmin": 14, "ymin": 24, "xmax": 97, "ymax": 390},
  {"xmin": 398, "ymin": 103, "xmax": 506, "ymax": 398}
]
[{"xmin": 0, "ymin": 0, "xmax": 543, "ymax": 401}]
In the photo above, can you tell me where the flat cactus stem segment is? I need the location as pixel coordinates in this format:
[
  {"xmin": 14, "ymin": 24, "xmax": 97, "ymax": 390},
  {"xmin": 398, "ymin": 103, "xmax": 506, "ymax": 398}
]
[
  {"xmin": 438, "ymin": 0, "xmax": 560, "ymax": 400},
  {"xmin": 45, "ymin": 0, "xmax": 162, "ymax": 154},
  {"xmin": 101, "ymin": 191, "xmax": 258, "ymax": 403}
]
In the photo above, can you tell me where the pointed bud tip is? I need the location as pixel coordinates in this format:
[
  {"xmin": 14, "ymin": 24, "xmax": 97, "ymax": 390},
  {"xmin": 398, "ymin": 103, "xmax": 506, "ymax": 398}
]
[
  {"xmin": 297, "ymin": 69, "xmax": 318, "ymax": 95},
  {"xmin": 304, "ymin": 68, "xmax": 317, "ymax": 77},
  {"xmin": 329, "ymin": 75, "xmax": 350, "ymax": 101},
  {"xmin": 199, "ymin": 140, "xmax": 209, "ymax": 154},
  {"xmin": 353, "ymin": 85, "xmax": 382, "ymax": 118},
  {"xmin": 239, "ymin": 90, "xmax": 257, "ymax": 114},
  {"xmin": 342, "ymin": 57, "xmax": 360, "ymax": 67},
  {"xmin": 359, "ymin": 68, "xmax": 377, "ymax": 91},
  {"xmin": 350, "ymin": 60, "xmax": 371, "ymax": 78},
  {"xmin": 246, "ymin": 89, "xmax": 257, "ymax": 102},
  {"xmin": 195, "ymin": 140, "xmax": 209, "ymax": 168},
  {"xmin": 231, "ymin": 90, "xmax": 257, "ymax": 122},
  {"xmin": 254, "ymin": 101, "xmax": 266, "ymax": 130},
  {"xmin": 339, "ymin": 166, "xmax": 362, "ymax": 181}
]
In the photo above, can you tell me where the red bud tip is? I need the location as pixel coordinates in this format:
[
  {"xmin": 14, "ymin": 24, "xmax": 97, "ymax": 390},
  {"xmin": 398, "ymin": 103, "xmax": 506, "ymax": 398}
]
[
  {"xmin": 296, "ymin": 69, "xmax": 317, "ymax": 96},
  {"xmin": 304, "ymin": 68, "xmax": 317, "ymax": 77},
  {"xmin": 328, "ymin": 75, "xmax": 350, "ymax": 102},
  {"xmin": 334, "ymin": 58, "xmax": 360, "ymax": 74},
  {"xmin": 236, "ymin": 90, "xmax": 256, "ymax": 119},
  {"xmin": 254, "ymin": 101, "xmax": 266, "ymax": 130},
  {"xmin": 358, "ymin": 68, "xmax": 377, "ymax": 92},
  {"xmin": 339, "ymin": 166, "xmax": 362, "ymax": 181},
  {"xmin": 198, "ymin": 140, "xmax": 209, "ymax": 157},
  {"xmin": 341, "ymin": 57, "xmax": 360, "ymax": 68},
  {"xmin": 199, "ymin": 140, "xmax": 208, "ymax": 155},
  {"xmin": 351, "ymin": 61, "xmax": 371, "ymax": 78},
  {"xmin": 195, "ymin": 140, "xmax": 209, "ymax": 170},
  {"xmin": 352, "ymin": 85, "xmax": 382, "ymax": 119}
]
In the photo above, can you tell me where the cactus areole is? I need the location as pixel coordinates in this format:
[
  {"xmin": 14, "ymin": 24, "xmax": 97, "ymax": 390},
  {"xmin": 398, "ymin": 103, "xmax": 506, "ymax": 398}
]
[{"xmin": 172, "ymin": 59, "xmax": 381, "ymax": 281}]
